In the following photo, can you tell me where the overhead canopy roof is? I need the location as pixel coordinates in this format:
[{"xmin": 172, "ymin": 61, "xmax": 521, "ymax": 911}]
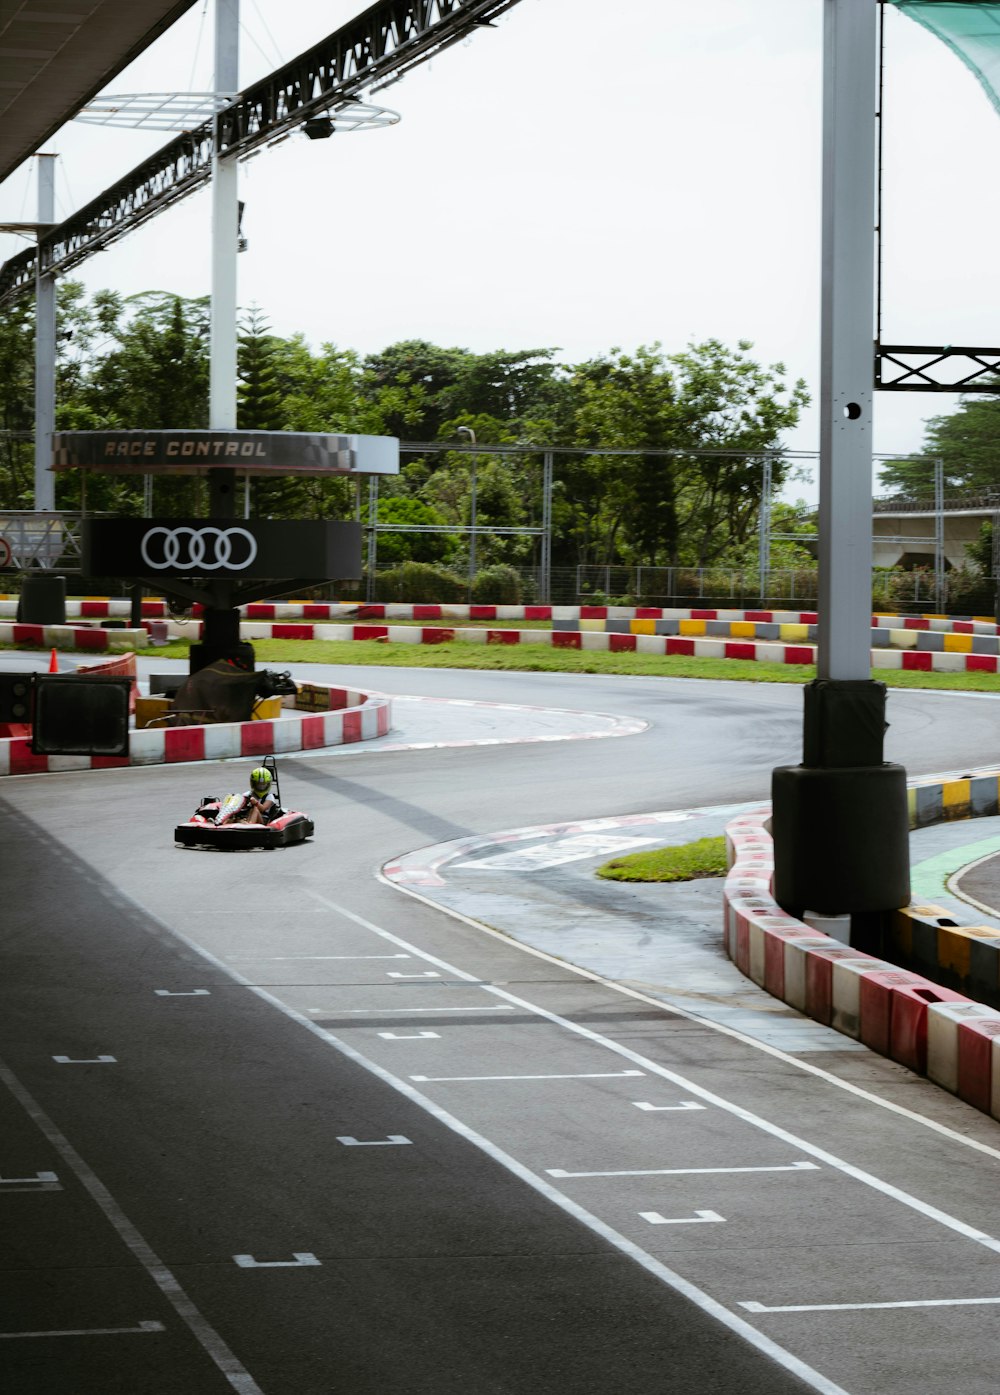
[{"xmin": 0, "ymin": 1, "xmax": 197, "ymax": 187}]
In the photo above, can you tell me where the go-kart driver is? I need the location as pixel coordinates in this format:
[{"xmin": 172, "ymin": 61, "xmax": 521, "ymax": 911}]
[{"xmin": 242, "ymin": 765, "xmax": 279, "ymax": 825}]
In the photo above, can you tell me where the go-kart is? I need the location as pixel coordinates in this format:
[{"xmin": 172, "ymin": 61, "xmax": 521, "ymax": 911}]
[{"xmin": 174, "ymin": 756, "xmax": 314, "ymax": 850}]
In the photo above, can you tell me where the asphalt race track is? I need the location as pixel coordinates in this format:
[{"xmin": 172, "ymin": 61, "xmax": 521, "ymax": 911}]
[{"xmin": 5, "ymin": 669, "xmax": 1000, "ymax": 1395}]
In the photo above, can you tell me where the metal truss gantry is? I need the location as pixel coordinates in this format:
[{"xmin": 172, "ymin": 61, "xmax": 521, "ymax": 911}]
[{"xmin": 0, "ymin": 0, "xmax": 522, "ymax": 308}]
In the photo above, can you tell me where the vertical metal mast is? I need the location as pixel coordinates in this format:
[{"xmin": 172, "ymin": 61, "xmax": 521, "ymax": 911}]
[
  {"xmin": 817, "ymin": 0, "xmax": 877, "ymax": 679},
  {"xmin": 34, "ymin": 153, "xmax": 56, "ymax": 511},
  {"xmin": 210, "ymin": 0, "xmax": 239, "ymax": 445},
  {"xmin": 771, "ymin": 0, "xmax": 909, "ymax": 929}
]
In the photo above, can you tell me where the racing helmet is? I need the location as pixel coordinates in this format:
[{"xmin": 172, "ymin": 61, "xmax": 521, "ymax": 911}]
[{"xmin": 250, "ymin": 766, "xmax": 272, "ymax": 795}]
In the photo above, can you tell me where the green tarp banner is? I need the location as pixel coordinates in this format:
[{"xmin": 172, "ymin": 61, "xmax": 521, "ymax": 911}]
[{"xmin": 891, "ymin": 2, "xmax": 1000, "ymax": 116}]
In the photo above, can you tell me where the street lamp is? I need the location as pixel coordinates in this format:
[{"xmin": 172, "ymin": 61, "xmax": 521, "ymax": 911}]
[{"xmin": 456, "ymin": 426, "xmax": 477, "ymax": 592}]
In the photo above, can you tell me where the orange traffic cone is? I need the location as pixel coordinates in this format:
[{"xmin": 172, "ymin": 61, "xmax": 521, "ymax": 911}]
[{"xmin": 48, "ymin": 647, "xmax": 59, "ymax": 673}]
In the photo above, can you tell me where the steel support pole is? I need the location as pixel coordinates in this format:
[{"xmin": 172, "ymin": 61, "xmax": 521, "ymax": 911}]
[
  {"xmin": 758, "ymin": 455, "xmax": 773, "ymax": 605},
  {"xmin": 541, "ymin": 451, "xmax": 553, "ymax": 604},
  {"xmin": 934, "ymin": 457, "xmax": 944, "ymax": 613},
  {"xmin": 34, "ymin": 154, "xmax": 56, "ymax": 512},
  {"xmin": 194, "ymin": 0, "xmax": 245, "ymax": 672},
  {"xmin": 366, "ymin": 475, "xmax": 379, "ymax": 602},
  {"xmin": 772, "ymin": 0, "xmax": 909, "ymax": 926},
  {"xmin": 210, "ymin": 0, "xmax": 239, "ymax": 445},
  {"xmin": 817, "ymin": 0, "xmax": 877, "ymax": 681},
  {"xmin": 469, "ymin": 457, "xmax": 477, "ymax": 592}
]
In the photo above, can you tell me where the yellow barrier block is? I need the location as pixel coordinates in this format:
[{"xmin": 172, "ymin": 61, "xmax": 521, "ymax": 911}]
[
  {"xmin": 679, "ymin": 619, "xmax": 706, "ymax": 636},
  {"xmin": 907, "ymin": 787, "xmax": 918, "ymax": 829},
  {"xmin": 888, "ymin": 628, "xmax": 918, "ymax": 648},
  {"xmin": 731, "ymin": 621, "xmax": 755, "ymax": 638},
  {"xmin": 135, "ymin": 696, "xmax": 171, "ymax": 730},
  {"xmin": 938, "ymin": 927, "xmax": 973, "ymax": 980},
  {"xmin": 779, "ymin": 624, "xmax": 808, "ymax": 642},
  {"xmin": 942, "ymin": 779, "xmax": 971, "ymax": 818},
  {"xmin": 943, "ymin": 633, "xmax": 973, "ymax": 652},
  {"xmin": 939, "ymin": 926, "xmax": 1000, "ymax": 980},
  {"xmin": 579, "ymin": 618, "xmax": 606, "ymax": 632},
  {"xmin": 630, "ymin": 619, "xmax": 657, "ymax": 635},
  {"xmin": 252, "ymin": 696, "xmax": 284, "ymax": 721}
]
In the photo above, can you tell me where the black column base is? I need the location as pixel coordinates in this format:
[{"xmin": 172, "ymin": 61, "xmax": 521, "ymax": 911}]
[
  {"xmin": 189, "ymin": 606, "xmax": 255, "ymax": 674},
  {"xmin": 771, "ymin": 763, "xmax": 910, "ymax": 917}
]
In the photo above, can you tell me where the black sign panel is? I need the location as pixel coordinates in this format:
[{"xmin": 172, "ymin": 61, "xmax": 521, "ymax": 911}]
[
  {"xmin": 52, "ymin": 430, "xmax": 399, "ymax": 476},
  {"xmin": 32, "ymin": 676, "xmax": 131, "ymax": 757},
  {"xmin": 83, "ymin": 519, "xmax": 362, "ymax": 581}
]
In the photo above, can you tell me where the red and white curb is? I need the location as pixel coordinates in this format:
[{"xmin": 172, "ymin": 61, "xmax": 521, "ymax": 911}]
[
  {"xmin": 383, "ymin": 809, "xmax": 717, "ymax": 889},
  {"xmin": 0, "ymin": 683, "xmax": 391, "ymax": 777},
  {"xmin": 723, "ymin": 807, "xmax": 1000, "ymax": 1121}
]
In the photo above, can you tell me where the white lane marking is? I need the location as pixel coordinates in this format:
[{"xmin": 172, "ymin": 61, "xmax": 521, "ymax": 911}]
[
  {"xmin": 410, "ymin": 1071, "xmax": 645, "ymax": 1082},
  {"xmin": 0, "ymin": 1058, "xmax": 264, "ymax": 1395},
  {"xmin": 0, "ymin": 1171, "xmax": 58, "ymax": 1185},
  {"xmin": 315, "ymin": 893, "xmax": 1000, "ymax": 1259},
  {"xmin": 741, "ymin": 1296, "xmax": 1000, "ymax": 1314},
  {"xmin": 154, "ymin": 989, "xmax": 210, "ymax": 997},
  {"xmin": 0, "ymin": 1320, "xmax": 165, "ymax": 1340},
  {"xmin": 641, "ymin": 1210, "xmax": 726, "ymax": 1225},
  {"xmin": 105, "ymin": 902, "xmax": 856, "ymax": 1395},
  {"xmin": 233, "ymin": 1253, "xmax": 321, "ymax": 1269},
  {"xmin": 548, "ymin": 1161, "xmax": 819, "ymax": 1179},
  {"xmin": 378, "ymin": 1031, "xmax": 440, "ymax": 1040},
  {"xmin": 230, "ymin": 954, "xmax": 410, "ymax": 961},
  {"xmin": 337, "ymin": 1135, "xmax": 411, "ymax": 1147},
  {"xmin": 313, "ymin": 1006, "xmax": 515, "ymax": 1015},
  {"xmin": 383, "ymin": 829, "xmax": 1000, "ymax": 1168},
  {"xmin": 52, "ymin": 1056, "xmax": 116, "ymax": 1064},
  {"xmin": 454, "ymin": 834, "xmax": 659, "ymax": 871},
  {"xmin": 633, "ymin": 1101, "xmax": 706, "ymax": 1112},
  {"xmin": 387, "ymin": 971, "xmax": 440, "ymax": 979}
]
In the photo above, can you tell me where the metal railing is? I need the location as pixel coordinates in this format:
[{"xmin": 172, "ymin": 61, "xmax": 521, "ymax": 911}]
[{"xmin": 0, "ymin": 511, "xmax": 90, "ymax": 572}]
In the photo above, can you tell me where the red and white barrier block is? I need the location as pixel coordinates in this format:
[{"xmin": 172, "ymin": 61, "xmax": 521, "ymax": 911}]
[
  {"xmin": 724, "ymin": 808, "xmax": 1000, "ymax": 1124},
  {"xmin": 0, "ymin": 683, "xmax": 391, "ymax": 777}
]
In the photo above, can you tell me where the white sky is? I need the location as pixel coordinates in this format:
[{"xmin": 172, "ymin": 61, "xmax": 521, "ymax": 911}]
[{"xmin": 2, "ymin": 0, "xmax": 999, "ymax": 502}]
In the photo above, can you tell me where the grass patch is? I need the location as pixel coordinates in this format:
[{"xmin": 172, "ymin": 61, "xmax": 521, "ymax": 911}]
[
  {"xmin": 4, "ymin": 636, "xmax": 1000, "ymax": 691},
  {"xmin": 596, "ymin": 836, "xmax": 729, "ymax": 883}
]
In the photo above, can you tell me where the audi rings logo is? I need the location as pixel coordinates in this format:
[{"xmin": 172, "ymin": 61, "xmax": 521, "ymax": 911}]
[{"xmin": 140, "ymin": 526, "xmax": 258, "ymax": 572}]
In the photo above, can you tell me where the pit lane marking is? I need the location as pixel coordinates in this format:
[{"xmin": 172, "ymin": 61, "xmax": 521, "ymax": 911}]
[
  {"xmin": 740, "ymin": 1296, "xmax": 1000, "ymax": 1314},
  {"xmin": 337, "ymin": 1135, "xmax": 412, "ymax": 1147},
  {"xmin": 0, "ymin": 1321, "xmax": 165, "ymax": 1340},
  {"xmin": 230, "ymin": 954, "xmax": 411, "ymax": 961},
  {"xmin": 378, "ymin": 1031, "xmax": 440, "ymax": 1040},
  {"xmin": 233, "ymin": 1253, "xmax": 321, "ymax": 1269},
  {"xmin": 410, "ymin": 1070, "xmax": 645, "ymax": 1083},
  {"xmin": 547, "ymin": 1161, "xmax": 819, "ymax": 1178},
  {"xmin": 154, "ymin": 989, "xmax": 210, "ymax": 996},
  {"xmin": 310, "ymin": 893, "xmax": 1000, "ymax": 1260},
  {"xmin": 0, "ymin": 1057, "xmax": 264, "ymax": 1394},
  {"xmin": 52, "ymin": 1055, "xmax": 116, "ymax": 1064},
  {"xmin": 633, "ymin": 1101, "xmax": 706, "ymax": 1112},
  {"xmin": 140, "ymin": 904, "xmax": 853, "ymax": 1395},
  {"xmin": 641, "ymin": 1210, "xmax": 726, "ymax": 1225}
]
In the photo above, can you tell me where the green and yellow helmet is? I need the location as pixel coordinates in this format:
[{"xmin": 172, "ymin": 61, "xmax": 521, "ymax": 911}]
[{"xmin": 250, "ymin": 766, "xmax": 272, "ymax": 795}]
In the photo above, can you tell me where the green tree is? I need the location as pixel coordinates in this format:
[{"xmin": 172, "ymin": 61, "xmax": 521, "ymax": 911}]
[
  {"xmin": 563, "ymin": 341, "xmax": 808, "ymax": 569},
  {"xmin": 369, "ymin": 496, "xmax": 457, "ymax": 565},
  {"xmin": 0, "ymin": 295, "xmax": 34, "ymax": 509},
  {"xmin": 878, "ymin": 397, "xmax": 1000, "ymax": 497},
  {"xmin": 237, "ymin": 306, "xmax": 283, "ymax": 430}
]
